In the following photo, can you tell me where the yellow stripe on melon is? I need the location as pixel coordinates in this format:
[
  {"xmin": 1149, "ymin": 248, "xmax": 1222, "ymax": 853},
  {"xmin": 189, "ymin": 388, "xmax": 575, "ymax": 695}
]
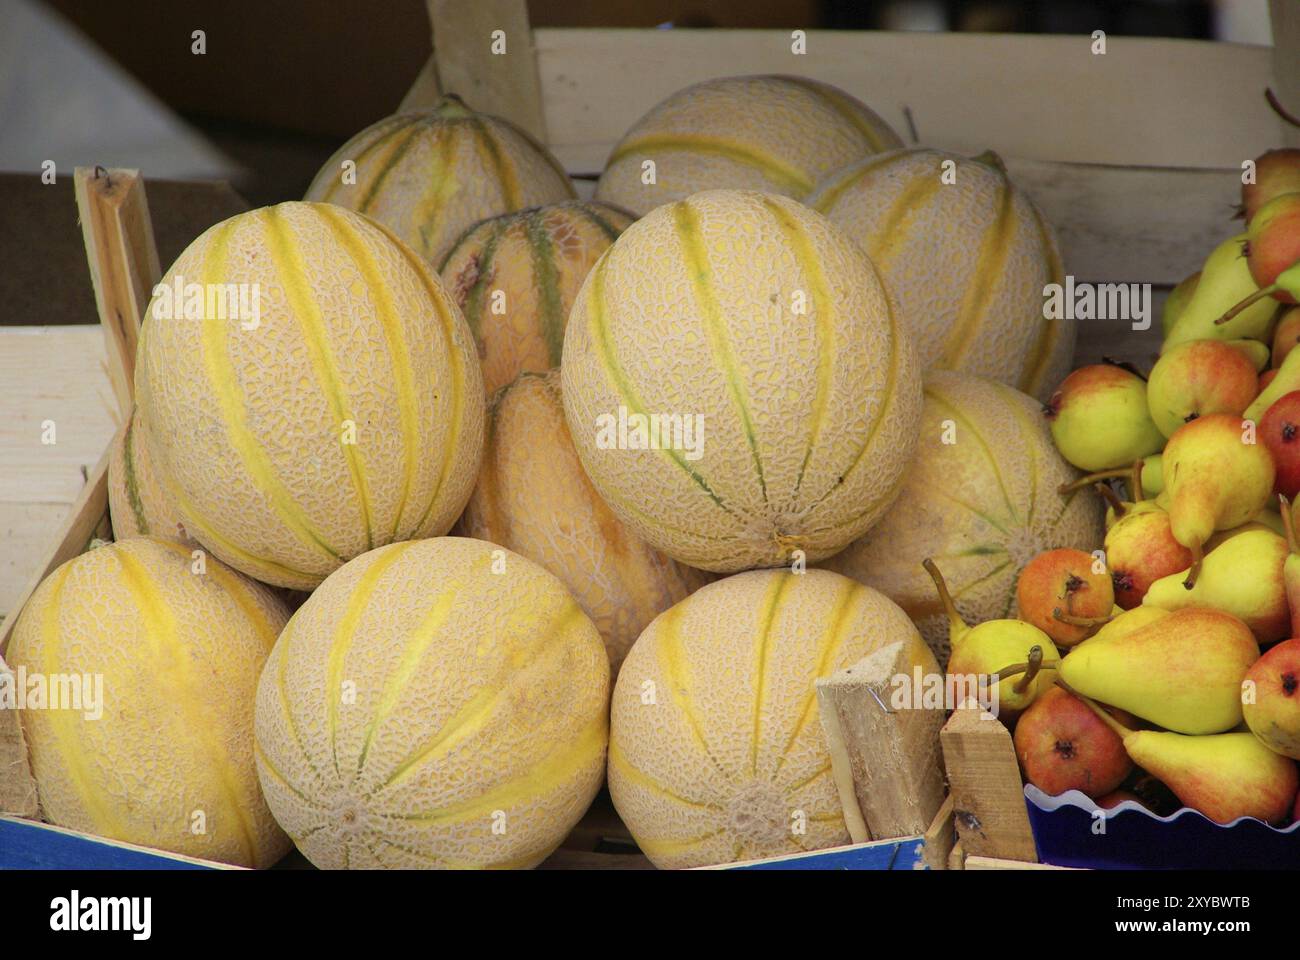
[
  {"xmin": 561, "ymin": 189, "xmax": 923, "ymax": 572},
  {"xmin": 7, "ymin": 538, "xmax": 291, "ymax": 867},
  {"xmin": 253, "ymin": 537, "xmax": 610, "ymax": 870},
  {"xmin": 107, "ymin": 406, "xmax": 191, "ymax": 544},
  {"xmin": 821, "ymin": 371, "xmax": 1104, "ymax": 663},
  {"xmin": 306, "ymin": 95, "xmax": 575, "ymax": 267},
  {"xmin": 457, "ymin": 370, "xmax": 711, "ymax": 675},
  {"xmin": 594, "ymin": 75, "xmax": 903, "ymax": 216},
  {"xmin": 439, "ymin": 201, "xmax": 635, "ymax": 395},
  {"xmin": 134, "ymin": 201, "xmax": 485, "ymax": 589},
  {"xmin": 807, "ymin": 148, "xmax": 1072, "ymax": 402},
  {"xmin": 608, "ymin": 568, "xmax": 939, "ymax": 869}
]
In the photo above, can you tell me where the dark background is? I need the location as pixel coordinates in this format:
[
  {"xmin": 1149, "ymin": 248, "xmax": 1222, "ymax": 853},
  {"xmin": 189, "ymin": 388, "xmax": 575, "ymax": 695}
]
[{"xmin": 42, "ymin": 0, "xmax": 1224, "ymax": 206}]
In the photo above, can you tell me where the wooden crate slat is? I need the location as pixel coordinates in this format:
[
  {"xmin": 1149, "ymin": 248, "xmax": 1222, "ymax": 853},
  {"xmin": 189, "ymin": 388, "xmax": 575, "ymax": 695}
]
[
  {"xmin": 534, "ymin": 29, "xmax": 1277, "ymax": 174},
  {"xmin": 1271, "ymin": 0, "xmax": 1300, "ymax": 148}
]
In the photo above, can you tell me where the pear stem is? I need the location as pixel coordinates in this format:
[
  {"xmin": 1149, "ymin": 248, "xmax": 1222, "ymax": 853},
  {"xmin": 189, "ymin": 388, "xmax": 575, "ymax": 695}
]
[
  {"xmin": 1093, "ymin": 482, "xmax": 1126, "ymax": 517},
  {"xmin": 1266, "ymin": 87, "xmax": 1300, "ymax": 129},
  {"xmin": 1182, "ymin": 540, "xmax": 1205, "ymax": 590},
  {"xmin": 921, "ymin": 558, "xmax": 967, "ymax": 637},
  {"xmin": 1072, "ymin": 690, "xmax": 1135, "ymax": 741},
  {"xmin": 1012, "ymin": 645, "xmax": 1044, "ymax": 695},
  {"xmin": 1058, "ymin": 469, "xmax": 1130, "ymax": 495},
  {"xmin": 1130, "ymin": 458, "xmax": 1145, "ymax": 502},
  {"xmin": 1052, "ymin": 607, "xmax": 1114, "ymax": 628},
  {"xmin": 1214, "ymin": 283, "xmax": 1279, "ymax": 326},
  {"xmin": 1282, "ymin": 494, "xmax": 1298, "ymax": 555}
]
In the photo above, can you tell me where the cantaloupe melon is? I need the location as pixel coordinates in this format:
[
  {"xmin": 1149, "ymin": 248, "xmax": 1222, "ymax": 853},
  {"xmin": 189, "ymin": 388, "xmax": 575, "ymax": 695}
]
[
  {"xmin": 823, "ymin": 372, "xmax": 1103, "ymax": 663},
  {"xmin": 253, "ymin": 537, "xmax": 609, "ymax": 869},
  {"xmin": 457, "ymin": 370, "xmax": 710, "ymax": 675},
  {"xmin": 594, "ymin": 75, "xmax": 902, "ymax": 216},
  {"xmin": 306, "ymin": 95, "xmax": 576, "ymax": 266},
  {"xmin": 7, "ymin": 537, "xmax": 290, "ymax": 867},
  {"xmin": 135, "ymin": 201, "xmax": 485, "ymax": 590},
  {"xmin": 608, "ymin": 567, "xmax": 938, "ymax": 869},
  {"xmin": 107, "ymin": 407, "xmax": 189, "ymax": 543},
  {"xmin": 439, "ymin": 201, "xmax": 635, "ymax": 395},
  {"xmin": 561, "ymin": 189, "xmax": 923, "ymax": 572},
  {"xmin": 808, "ymin": 148, "xmax": 1071, "ymax": 401}
]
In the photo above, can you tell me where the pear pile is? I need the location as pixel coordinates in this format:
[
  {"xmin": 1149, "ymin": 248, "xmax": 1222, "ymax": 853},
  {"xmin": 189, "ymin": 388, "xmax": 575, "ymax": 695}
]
[{"xmin": 943, "ymin": 149, "xmax": 1300, "ymax": 827}]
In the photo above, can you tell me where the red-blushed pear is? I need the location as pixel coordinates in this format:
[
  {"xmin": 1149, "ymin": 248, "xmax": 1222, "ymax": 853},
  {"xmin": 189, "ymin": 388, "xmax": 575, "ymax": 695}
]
[
  {"xmin": 1261, "ymin": 392, "xmax": 1300, "ymax": 499},
  {"xmin": 1076, "ymin": 695, "xmax": 1298, "ymax": 825},
  {"xmin": 1015, "ymin": 548, "xmax": 1113, "ymax": 647},
  {"xmin": 1161, "ymin": 413, "xmax": 1276, "ymax": 585},
  {"xmin": 1013, "ymin": 685, "xmax": 1131, "ymax": 798},
  {"xmin": 1045, "ymin": 364, "xmax": 1164, "ymax": 473},
  {"xmin": 1104, "ymin": 507, "xmax": 1194, "ymax": 608},
  {"xmin": 1247, "ymin": 193, "xmax": 1300, "ymax": 301},
  {"xmin": 1243, "ymin": 638, "xmax": 1300, "ymax": 759},
  {"xmin": 1146, "ymin": 340, "xmax": 1258, "ymax": 438},
  {"xmin": 924, "ymin": 558, "xmax": 1059, "ymax": 721},
  {"xmin": 1142, "ymin": 525, "xmax": 1290, "ymax": 644},
  {"xmin": 1273, "ymin": 307, "xmax": 1300, "ymax": 369},
  {"xmin": 1242, "ymin": 149, "xmax": 1300, "ymax": 225},
  {"xmin": 1281, "ymin": 496, "xmax": 1300, "ymax": 638},
  {"xmin": 1058, "ymin": 607, "xmax": 1258, "ymax": 734}
]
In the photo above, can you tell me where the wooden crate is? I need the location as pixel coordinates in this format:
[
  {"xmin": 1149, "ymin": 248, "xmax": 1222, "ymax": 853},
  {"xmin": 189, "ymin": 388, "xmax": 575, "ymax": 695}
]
[{"xmin": 3, "ymin": 0, "xmax": 1298, "ymax": 870}]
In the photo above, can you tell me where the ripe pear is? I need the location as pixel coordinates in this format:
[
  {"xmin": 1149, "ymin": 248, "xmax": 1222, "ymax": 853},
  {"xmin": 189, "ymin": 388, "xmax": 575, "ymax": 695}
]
[
  {"xmin": 1280, "ymin": 495, "xmax": 1300, "ymax": 638},
  {"xmin": 1260, "ymin": 391, "xmax": 1300, "ymax": 499},
  {"xmin": 1163, "ymin": 234, "xmax": 1279, "ymax": 350},
  {"xmin": 1078, "ymin": 694, "xmax": 1296, "ymax": 823},
  {"xmin": 1272, "ymin": 306, "xmax": 1300, "ymax": 368},
  {"xmin": 1058, "ymin": 607, "xmax": 1258, "ymax": 734},
  {"xmin": 1246, "ymin": 193, "xmax": 1300, "ymax": 302},
  {"xmin": 1146, "ymin": 339, "xmax": 1258, "ymax": 438},
  {"xmin": 1088, "ymin": 605, "xmax": 1170, "ymax": 643},
  {"xmin": 1161, "ymin": 413, "xmax": 1276, "ymax": 584},
  {"xmin": 1104, "ymin": 506, "xmax": 1194, "ymax": 608},
  {"xmin": 1242, "ymin": 149, "xmax": 1300, "ymax": 224},
  {"xmin": 1119, "ymin": 729, "xmax": 1296, "ymax": 825},
  {"xmin": 924, "ymin": 558, "xmax": 1060, "ymax": 720},
  {"xmin": 1015, "ymin": 548, "xmax": 1113, "ymax": 646},
  {"xmin": 1161, "ymin": 270, "xmax": 1200, "ymax": 338},
  {"xmin": 1045, "ymin": 365, "xmax": 1164, "ymax": 472},
  {"xmin": 1142, "ymin": 525, "xmax": 1289, "ymax": 643},
  {"xmin": 1013, "ymin": 686, "xmax": 1132, "ymax": 798},
  {"xmin": 1243, "ymin": 638, "xmax": 1300, "ymax": 760}
]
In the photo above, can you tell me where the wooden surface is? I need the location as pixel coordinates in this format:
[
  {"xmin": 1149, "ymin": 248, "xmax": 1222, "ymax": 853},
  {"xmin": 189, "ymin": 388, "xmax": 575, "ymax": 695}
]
[
  {"xmin": 1272, "ymin": 0, "xmax": 1300, "ymax": 148},
  {"xmin": 940, "ymin": 700, "xmax": 1039, "ymax": 864},
  {"xmin": 0, "ymin": 327, "xmax": 117, "ymax": 624},
  {"xmin": 816, "ymin": 641, "xmax": 946, "ymax": 842},
  {"xmin": 922, "ymin": 796, "xmax": 956, "ymax": 871},
  {"xmin": 72, "ymin": 168, "xmax": 160, "ymax": 419},
  {"xmin": 964, "ymin": 855, "xmax": 1076, "ymax": 871},
  {"xmin": 0, "ymin": 655, "xmax": 38, "ymax": 817},
  {"xmin": 0, "ymin": 443, "xmax": 112, "ymax": 659},
  {"xmin": 533, "ymin": 29, "xmax": 1279, "ymax": 174}
]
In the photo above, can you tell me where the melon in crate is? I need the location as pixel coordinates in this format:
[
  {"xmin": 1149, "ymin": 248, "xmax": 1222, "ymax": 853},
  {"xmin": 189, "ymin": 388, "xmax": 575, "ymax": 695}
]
[
  {"xmin": 306, "ymin": 95, "xmax": 576, "ymax": 266},
  {"xmin": 608, "ymin": 568, "xmax": 938, "ymax": 869},
  {"xmin": 439, "ymin": 201, "xmax": 635, "ymax": 395},
  {"xmin": 135, "ymin": 201, "xmax": 485, "ymax": 590},
  {"xmin": 6, "ymin": 537, "xmax": 291, "ymax": 868},
  {"xmin": 822, "ymin": 371, "xmax": 1104, "ymax": 663},
  {"xmin": 561, "ymin": 189, "xmax": 923, "ymax": 572},
  {"xmin": 808, "ymin": 148, "xmax": 1070, "ymax": 402},
  {"xmin": 595, "ymin": 75, "xmax": 903, "ymax": 216},
  {"xmin": 253, "ymin": 537, "xmax": 609, "ymax": 870},
  {"xmin": 457, "ymin": 370, "xmax": 710, "ymax": 675},
  {"xmin": 107, "ymin": 406, "xmax": 190, "ymax": 544}
]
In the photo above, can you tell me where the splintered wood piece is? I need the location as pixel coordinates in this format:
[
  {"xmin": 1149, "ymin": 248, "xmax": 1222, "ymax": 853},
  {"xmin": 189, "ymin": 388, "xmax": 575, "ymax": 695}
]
[
  {"xmin": 73, "ymin": 167, "xmax": 161, "ymax": 419},
  {"xmin": 0, "ymin": 655, "xmax": 38, "ymax": 817},
  {"xmin": 940, "ymin": 699, "xmax": 1038, "ymax": 863},
  {"xmin": 816, "ymin": 641, "xmax": 947, "ymax": 842},
  {"xmin": 426, "ymin": 0, "xmax": 546, "ymax": 141},
  {"xmin": 922, "ymin": 795, "xmax": 956, "ymax": 870}
]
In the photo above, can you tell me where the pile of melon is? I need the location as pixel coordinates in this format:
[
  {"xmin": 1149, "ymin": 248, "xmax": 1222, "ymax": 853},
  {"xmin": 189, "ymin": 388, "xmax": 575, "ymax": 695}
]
[{"xmin": 6, "ymin": 80, "xmax": 1092, "ymax": 870}]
